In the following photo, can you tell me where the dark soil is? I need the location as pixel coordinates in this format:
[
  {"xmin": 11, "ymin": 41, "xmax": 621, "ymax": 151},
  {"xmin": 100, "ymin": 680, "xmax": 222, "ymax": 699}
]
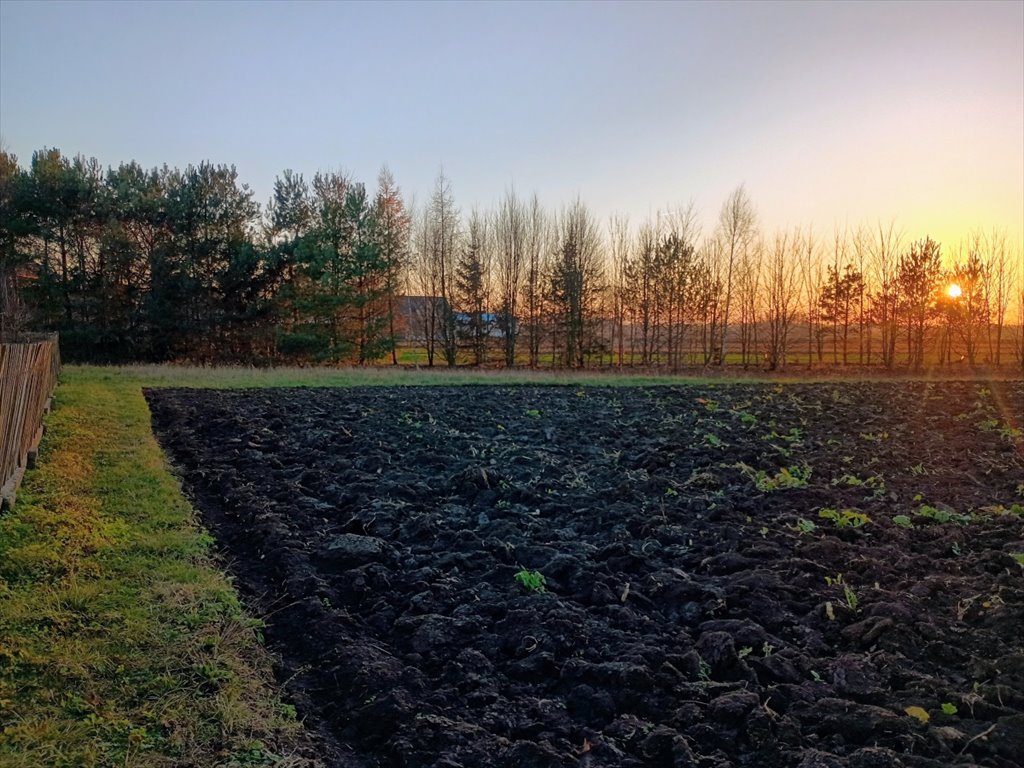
[{"xmin": 145, "ymin": 381, "xmax": 1024, "ymax": 768}]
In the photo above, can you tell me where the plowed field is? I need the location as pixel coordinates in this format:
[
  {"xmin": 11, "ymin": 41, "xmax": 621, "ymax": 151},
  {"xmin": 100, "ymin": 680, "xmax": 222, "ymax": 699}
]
[{"xmin": 147, "ymin": 381, "xmax": 1024, "ymax": 768}]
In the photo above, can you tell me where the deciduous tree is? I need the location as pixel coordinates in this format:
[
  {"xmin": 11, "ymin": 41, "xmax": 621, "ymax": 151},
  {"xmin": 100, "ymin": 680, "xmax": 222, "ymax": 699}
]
[
  {"xmin": 716, "ymin": 185, "xmax": 757, "ymax": 365},
  {"xmin": 374, "ymin": 166, "xmax": 410, "ymax": 364}
]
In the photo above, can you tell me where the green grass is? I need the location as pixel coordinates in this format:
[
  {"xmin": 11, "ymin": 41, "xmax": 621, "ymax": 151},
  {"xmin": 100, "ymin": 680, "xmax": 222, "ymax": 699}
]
[
  {"xmin": 69, "ymin": 361, "xmax": 1013, "ymax": 394},
  {"xmin": 70, "ymin": 363, "xmax": 719, "ymax": 389},
  {"xmin": 64, "ymin": 362, "xmax": 889, "ymax": 392},
  {"xmin": 0, "ymin": 369, "xmax": 311, "ymax": 767}
]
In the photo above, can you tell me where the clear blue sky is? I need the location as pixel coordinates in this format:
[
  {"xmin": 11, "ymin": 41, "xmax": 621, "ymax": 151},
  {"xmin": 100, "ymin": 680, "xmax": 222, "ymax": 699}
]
[{"xmin": 1, "ymin": 0, "xmax": 1022, "ymax": 246}]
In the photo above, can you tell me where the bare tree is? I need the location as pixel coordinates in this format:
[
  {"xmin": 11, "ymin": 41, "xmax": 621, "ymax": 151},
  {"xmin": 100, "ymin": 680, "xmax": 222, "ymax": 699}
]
[
  {"xmin": 525, "ymin": 195, "xmax": 548, "ymax": 367},
  {"xmin": 716, "ymin": 185, "xmax": 757, "ymax": 365},
  {"xmin": 696, "ymin": 236, "xmax": 725, "ymax": 365},
  {"xmin": 411, "ymin": 203, "xmax": 438, "ymax": 366},
  {"xmin": 374, "ymin": 166, "xmax": 410, "ymax": 364},
  {"xmin": 868, "ymin": 221, "xmax": 904, "ymax": 369},
  {"xmin": 427, "ymin": 170, "xmax": 460, "ymax": 367},
  {"xmin": 796, "ymin": 229, "xmax": 823, "ymax": 366},
  {"xmin": 629, "ymin": 218, "xmax": 659, "ymax": 365},
  {"xmin": 495, "ymin": 188, "xmax": 525, "ymax": 367},
  {"xmin": 608, "ymin": 213, "xmax": 631, "ymax": 366},
  {"xmin": 737, "ymin": 235, "xmax": 763, "ymax": 368},
  {"xmin": 852, "ymin": 227, "xmax": 872, "ymax": 365},
  {"xmin": 1009, "ymin": 241, "xmax": 1024, "ymax": 374},
  {"xmin": 1014, "ymin": 280, "xmax": 1024, "ymax": 375},
  {"xmin": 983, "ymin": 229, "xmax": 1013, "ymax": 365},
  {"xmin": 763, "ymin": 230, "xmax": 799, "ymax": 370}
]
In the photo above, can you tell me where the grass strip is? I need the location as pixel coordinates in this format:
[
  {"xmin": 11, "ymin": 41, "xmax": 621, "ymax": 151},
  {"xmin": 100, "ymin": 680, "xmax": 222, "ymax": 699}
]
[
  {"xmin": 62, "ymin": 363, "xmax": 864, "ymax": 391},
  {"xmin": 0, "ymin": 368, "xmax": 309, "ymax": 767},
  {"xmin": 66, "ymin": 363, "xmax": 1009, "ymax": 392}
]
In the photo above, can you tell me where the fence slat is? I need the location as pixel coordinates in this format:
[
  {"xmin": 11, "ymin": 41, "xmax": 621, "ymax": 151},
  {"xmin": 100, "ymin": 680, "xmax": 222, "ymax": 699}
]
[{"xmin": 0, "ymin": 334, "xmax": 61, "ymax": 510}]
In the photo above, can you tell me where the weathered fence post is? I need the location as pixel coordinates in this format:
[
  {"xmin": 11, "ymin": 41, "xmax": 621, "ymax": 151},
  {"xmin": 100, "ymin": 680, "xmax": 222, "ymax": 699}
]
[{"xmin": 0, "ymin": 333, "xmax": 61, "ymax": 511}]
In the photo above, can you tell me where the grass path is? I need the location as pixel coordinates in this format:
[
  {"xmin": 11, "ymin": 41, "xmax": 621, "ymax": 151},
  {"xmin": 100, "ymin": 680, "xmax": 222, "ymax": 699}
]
[{"xmin": 0, "ymin": 368, "xmax": 311, "ymax": 767}]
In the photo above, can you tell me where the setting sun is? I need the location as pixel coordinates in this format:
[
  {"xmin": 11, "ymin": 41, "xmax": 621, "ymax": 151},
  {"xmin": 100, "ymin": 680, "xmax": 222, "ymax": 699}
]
[{"xmin": 947, "ymin": 283, "xmax": 963, "ymax": 299}]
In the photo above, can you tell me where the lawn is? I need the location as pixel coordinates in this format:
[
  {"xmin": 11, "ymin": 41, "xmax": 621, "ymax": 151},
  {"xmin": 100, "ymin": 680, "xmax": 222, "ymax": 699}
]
[{"xmin": 0, "ymin": 368, "xmax": 318, "ymax": 767}]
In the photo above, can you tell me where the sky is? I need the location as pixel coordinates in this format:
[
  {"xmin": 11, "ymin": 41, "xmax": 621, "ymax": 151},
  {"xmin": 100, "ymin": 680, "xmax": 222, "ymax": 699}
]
[{"xmin": 1, "ymin": 0, "xmax": 1022, "ymax": 251}]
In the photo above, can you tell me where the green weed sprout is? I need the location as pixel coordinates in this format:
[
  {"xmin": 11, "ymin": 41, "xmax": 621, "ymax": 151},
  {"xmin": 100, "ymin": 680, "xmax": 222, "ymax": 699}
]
[
  {"xmin": 915, "ymin": 504, "xmax": 970, "ymax": 525},
  {"xmin": 741, "ymin": 463, "xmax": 812, "ymax": 492},
  {"xmin": 819, "ymin": 508, "xmax": 871, "ymax": 528},
  {"xmin": 793, "ymin": 518, "xmax": 817, "ymax": 534},
  {"xmin": 514, "ymin": 569, "xmax": 546, "ymax": 593}
]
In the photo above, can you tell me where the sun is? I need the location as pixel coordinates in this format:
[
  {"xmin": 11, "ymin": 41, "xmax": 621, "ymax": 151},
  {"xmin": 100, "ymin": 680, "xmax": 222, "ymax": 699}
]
[{"xmin": 947, "ymin": 283, "xmax": 962, "ymax": 299}]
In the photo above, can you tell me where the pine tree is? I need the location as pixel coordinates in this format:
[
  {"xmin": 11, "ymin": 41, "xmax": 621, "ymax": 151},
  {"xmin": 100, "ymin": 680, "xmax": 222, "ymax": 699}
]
[
  {"xmin": 343, "ymin": 184, "xmax": 390, "ymax": 364},
  {"xmin": 456, "ymin": 209, "xmax": 490, "ymax": 365}
]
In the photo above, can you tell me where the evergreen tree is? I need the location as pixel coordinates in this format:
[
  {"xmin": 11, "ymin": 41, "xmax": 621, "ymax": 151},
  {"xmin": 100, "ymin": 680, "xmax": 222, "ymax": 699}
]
[
  {"xmin": 896, "ymin": 238, "xmax": 942, "ymax": 368},
  {"xmin": 819, "ymin": 263, "xmax": 864, "ymax": 365},
  {"xmin": 948, "ymin": 248, "xmax": 991, "ymax": 365},
  {"xmin": 549, "ymin": 199, "xmax": 603, "ymax": 368},
  {"xmin": 455, "ymin": 209, "xmax": 490, "ymax": 365},
  {"xmin": 343, "ymin": 184, "xmax": 390, "ymax": 364},
  {"xmin": 0, "ymin": 150, "xmax": 34, "ymax": 338}
]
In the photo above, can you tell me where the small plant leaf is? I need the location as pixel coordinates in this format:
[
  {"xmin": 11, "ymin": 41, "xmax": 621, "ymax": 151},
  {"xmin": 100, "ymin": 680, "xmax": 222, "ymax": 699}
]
[
  {"xmin": 905, "ymin": 705, "xmax": 930, "ymax": 723},
  {"xmin": 795, "ymin": 518, "xmax": 816, "ymax": 534}
]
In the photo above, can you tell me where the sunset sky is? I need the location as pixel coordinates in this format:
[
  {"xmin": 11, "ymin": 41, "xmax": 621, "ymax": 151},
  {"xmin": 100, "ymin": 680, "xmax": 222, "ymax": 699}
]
[{"xmin": 1, "ymin": 0, "xmax": 1021, "ymax": 251}]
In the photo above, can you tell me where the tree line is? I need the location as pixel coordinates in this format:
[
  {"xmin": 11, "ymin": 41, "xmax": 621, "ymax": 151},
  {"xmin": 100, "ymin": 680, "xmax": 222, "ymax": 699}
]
[{"xmin": 1, "ymin": 147, "xmax": 1021, "ymax": 371}]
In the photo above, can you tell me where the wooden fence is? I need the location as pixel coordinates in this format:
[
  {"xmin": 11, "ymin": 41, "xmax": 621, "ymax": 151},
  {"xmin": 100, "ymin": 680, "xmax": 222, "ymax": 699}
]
[{"xmin": 0, "ymin": 334, "xmax": 60, "ymax": 510}]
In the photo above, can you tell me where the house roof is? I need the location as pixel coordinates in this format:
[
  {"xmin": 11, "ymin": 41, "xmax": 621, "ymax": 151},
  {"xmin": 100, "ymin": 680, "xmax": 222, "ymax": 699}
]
[{"xmin": 14, "ymin": 263, "xmax": 40, "ymax": 282}]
